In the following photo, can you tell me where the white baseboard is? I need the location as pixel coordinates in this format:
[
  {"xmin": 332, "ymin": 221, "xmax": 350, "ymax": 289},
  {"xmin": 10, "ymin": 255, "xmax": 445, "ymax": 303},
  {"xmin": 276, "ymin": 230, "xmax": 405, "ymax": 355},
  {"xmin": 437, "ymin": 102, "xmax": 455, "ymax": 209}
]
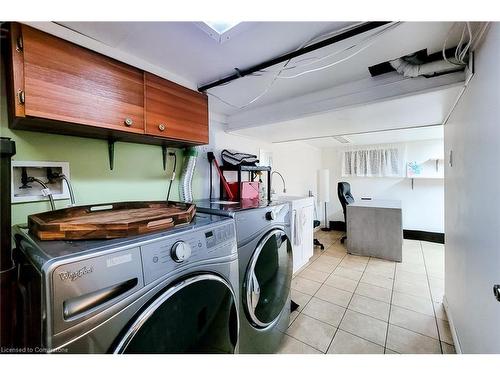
[{"xmin": 443, "ymin": 295, "xmax": 463, "ymax": 354}]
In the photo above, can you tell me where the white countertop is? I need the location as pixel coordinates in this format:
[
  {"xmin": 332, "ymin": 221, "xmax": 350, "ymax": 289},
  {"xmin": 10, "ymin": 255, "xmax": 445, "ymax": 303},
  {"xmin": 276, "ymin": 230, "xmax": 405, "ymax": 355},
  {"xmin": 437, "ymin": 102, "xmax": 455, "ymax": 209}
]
[
  {"xmin": 349, "ymin": 199, "xmax": 401, "ymax": 209},
  {"xmin": 276, "ymin": 195, "xmax": 314, "ymax": 202}
]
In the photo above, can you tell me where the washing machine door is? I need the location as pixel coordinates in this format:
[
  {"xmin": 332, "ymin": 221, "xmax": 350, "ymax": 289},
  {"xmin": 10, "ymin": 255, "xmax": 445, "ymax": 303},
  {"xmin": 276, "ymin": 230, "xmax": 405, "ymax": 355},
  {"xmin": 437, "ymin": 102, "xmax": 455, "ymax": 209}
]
[
  {"xmin": 244, "ymin": 229, "xmax": 293, "ymax": 328},
  {"xmin": 113, "ymin": 274, "xmax": 238, "ymax": 353}
]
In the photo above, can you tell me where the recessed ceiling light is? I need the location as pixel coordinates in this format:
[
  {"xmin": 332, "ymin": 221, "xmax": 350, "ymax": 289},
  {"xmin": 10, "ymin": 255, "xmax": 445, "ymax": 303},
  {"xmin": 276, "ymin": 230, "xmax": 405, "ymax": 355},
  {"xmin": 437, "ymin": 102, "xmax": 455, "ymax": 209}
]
[{"xmin": 203, "ymin": 21, "xmax": 240, "ymax": 35}]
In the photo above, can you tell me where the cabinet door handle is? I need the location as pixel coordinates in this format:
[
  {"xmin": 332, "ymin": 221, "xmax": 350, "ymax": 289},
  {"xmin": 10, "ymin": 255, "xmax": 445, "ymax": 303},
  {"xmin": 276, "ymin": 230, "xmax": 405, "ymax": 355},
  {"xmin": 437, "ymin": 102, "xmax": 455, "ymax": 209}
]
[
  {"xmin": 158, "ymin": 123, "xmax": 166, "ymax": 132},
  {"xmin": 124, "ymin": 118, "xmax": 133, "ymax": 127}
]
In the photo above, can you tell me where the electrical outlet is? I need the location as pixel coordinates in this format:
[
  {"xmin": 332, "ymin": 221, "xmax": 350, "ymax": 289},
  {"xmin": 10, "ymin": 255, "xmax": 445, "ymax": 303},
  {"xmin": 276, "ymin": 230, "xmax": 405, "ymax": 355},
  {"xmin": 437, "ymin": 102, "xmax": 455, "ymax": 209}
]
[{"xmin": 12, "ymin": 161, "xmax": 71, "ymax": 204}]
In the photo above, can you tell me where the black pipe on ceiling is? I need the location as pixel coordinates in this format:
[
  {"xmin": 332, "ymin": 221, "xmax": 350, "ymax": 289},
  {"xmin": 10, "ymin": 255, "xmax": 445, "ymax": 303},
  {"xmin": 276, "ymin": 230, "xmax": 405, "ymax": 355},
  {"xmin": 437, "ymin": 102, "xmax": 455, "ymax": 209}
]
[{"xmin": 198, "ymin": 21, "xmax": 393, "ymax": 92}]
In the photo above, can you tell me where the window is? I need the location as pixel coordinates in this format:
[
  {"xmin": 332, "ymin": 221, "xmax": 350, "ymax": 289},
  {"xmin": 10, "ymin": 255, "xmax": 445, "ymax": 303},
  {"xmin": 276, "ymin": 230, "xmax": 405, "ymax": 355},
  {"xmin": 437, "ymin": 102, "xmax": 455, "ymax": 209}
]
[{"xmin": 342, "ymin": 145, "xmax": 404, "ymax": 177}]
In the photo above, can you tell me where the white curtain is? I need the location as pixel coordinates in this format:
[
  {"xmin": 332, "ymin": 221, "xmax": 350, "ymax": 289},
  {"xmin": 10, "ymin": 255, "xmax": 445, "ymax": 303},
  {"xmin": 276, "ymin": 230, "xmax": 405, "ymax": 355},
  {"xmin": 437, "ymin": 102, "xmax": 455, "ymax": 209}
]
[{"xmin": 341, "ymin": 144, "xmax": 405, "ymax": 177}]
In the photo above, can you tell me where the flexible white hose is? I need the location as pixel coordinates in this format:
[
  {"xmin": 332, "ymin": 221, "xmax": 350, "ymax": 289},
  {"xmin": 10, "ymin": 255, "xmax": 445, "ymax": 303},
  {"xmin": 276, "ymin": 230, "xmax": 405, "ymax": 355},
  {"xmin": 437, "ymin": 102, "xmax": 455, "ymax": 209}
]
[{"xmin": 178, "ymin": 155, "xmax": 196, "ymax": 203}]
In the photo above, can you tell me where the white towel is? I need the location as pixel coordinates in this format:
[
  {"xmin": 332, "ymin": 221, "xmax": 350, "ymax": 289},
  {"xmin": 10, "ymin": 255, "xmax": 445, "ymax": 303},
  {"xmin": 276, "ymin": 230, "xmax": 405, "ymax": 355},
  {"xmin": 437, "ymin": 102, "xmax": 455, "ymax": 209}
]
[{"xmin": 294, "ymin": 208, "xmax": 307, "ymax": 246}]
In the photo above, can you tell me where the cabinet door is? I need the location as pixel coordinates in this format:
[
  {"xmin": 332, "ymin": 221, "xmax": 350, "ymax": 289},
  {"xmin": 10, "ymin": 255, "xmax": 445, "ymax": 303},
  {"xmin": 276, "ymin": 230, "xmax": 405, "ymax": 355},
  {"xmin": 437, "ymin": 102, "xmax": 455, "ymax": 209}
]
[
  {"xmin": 21, "ymin": 25, "xmax": 144, "ymax": 134},
  {"xmin": 291, "ymin": 209, "xmax": 303, "ymax": 274},
  {"xmin": 302, "ymin": 205, "xmax": 314, "ymax": 264},
  {"xmin": 145, "ymin": 72, "xmax": 208, "ymax": 144}
]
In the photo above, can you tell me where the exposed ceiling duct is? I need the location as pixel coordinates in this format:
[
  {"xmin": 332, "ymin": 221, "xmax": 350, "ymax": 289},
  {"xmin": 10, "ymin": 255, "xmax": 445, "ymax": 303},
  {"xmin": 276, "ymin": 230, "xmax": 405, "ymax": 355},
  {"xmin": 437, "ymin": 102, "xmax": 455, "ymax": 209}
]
[
  {"xmin": 368, "ymin": 48, "xmax": 467, "ymax": 78},
  {"xmin": 389, "ymin": 56, "xmax": 466, "ymax": 78}
]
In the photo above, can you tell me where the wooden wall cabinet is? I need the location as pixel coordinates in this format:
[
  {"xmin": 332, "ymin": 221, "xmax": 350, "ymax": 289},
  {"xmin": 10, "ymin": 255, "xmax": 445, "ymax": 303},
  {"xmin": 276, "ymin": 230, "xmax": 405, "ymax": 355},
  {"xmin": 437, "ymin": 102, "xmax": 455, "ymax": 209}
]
[
  {"xmin": 6, "ymin": 23, "xmax": 209, "ymax": 155},
  {"xmin": 145, "ymin": 73, "xmax": 208, "ymax": 144}
]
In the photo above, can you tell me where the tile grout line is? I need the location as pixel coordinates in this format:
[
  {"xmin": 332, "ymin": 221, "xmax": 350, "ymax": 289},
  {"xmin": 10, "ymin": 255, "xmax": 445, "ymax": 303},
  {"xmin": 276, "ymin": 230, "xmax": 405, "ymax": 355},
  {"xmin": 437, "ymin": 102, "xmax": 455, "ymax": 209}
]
[
  {"xmin": 383, "ymin": 253, "xmax": 397, "ymax": 353},
  {"xmin": 281, "ymin": 333, "xmax": 326, "ymax": 354},
  {"xmin": 289, "ymin": 234, "xmax": 343, "ymax": 326},
  {"xmin": 324, "ymin": 247, "xmax": 371, "ymax": 354},
  {"xmin": 421, "ymin": 240, "xmax": 445, "ymax": 354},
  {"xmin": 290, "ymin": 238, "xmax": 446, "ymax": 354},
  {"xmin": 293, "ymin": 234, "xmax": 348, "ymax": 354}
]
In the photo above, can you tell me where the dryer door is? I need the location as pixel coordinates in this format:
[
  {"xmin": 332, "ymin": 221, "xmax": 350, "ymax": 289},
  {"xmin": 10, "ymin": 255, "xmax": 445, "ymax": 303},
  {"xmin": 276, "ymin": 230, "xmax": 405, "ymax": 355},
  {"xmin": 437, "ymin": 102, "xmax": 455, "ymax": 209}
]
[
  {"xmin": 113, "ymin": 274, "xmax": 238, "ymax": 353},
  {"xmin": 244, "ymin": 229, "xmax": 293, "ymax": 328}
]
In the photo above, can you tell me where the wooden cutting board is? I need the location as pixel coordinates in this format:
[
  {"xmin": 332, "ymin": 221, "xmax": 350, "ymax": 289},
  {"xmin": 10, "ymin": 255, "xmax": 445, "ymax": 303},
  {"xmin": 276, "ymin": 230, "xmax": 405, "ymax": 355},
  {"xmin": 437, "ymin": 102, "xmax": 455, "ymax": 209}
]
[{"xmin": 28, "ymin": 201, "xmax": 196, "ymax": 240}]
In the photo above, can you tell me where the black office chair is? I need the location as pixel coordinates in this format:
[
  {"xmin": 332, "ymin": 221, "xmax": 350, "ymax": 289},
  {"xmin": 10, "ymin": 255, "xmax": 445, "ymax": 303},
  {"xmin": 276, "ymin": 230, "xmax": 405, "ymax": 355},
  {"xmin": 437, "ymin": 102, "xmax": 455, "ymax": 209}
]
[{"xmin": 337, "ymin": 182, "xmax": 355, "ymax": 244}]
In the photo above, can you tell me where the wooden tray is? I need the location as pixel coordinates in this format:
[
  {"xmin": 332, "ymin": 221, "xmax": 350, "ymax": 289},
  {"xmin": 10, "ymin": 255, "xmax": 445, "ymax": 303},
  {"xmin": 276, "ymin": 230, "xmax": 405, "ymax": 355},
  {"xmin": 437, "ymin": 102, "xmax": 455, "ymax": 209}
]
[{"xmin": 28, "ymin": 201, "xmax": 196, "ymax": 240}]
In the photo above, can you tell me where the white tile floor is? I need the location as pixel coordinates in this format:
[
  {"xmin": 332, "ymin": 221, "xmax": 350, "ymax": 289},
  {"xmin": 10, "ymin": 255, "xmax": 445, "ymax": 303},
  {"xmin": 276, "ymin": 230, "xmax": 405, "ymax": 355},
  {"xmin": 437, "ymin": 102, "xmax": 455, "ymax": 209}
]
[{"xmin": 278, "ymin": 230, "xmax": 454, "ymax": 354}]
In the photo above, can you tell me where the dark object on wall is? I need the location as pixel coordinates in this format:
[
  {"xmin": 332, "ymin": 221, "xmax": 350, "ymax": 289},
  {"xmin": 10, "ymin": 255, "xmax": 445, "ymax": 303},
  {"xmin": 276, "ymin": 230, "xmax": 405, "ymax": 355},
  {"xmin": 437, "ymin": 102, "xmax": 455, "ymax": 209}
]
[
  {"xmin": 403, "ymin": 230, "xmax": 445, "ymax": 244},
  {"xmin": 337, "ymin": 182, "xmax": 355, "ymax": 244},
  {"xmin": 198, "ymin": 22, "xmax": 392, "ymax": 92},
  {"xmin": 0, "ymin": 137, "xmax": 16, "ymax": 349}
]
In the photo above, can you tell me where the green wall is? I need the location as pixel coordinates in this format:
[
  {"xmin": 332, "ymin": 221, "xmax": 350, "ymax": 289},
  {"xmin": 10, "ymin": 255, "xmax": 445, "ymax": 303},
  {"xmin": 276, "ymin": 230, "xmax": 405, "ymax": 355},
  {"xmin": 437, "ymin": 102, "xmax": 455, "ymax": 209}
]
[{"xmin": 1, "ymin": 67, "xmax": 182, "ymax": 225}]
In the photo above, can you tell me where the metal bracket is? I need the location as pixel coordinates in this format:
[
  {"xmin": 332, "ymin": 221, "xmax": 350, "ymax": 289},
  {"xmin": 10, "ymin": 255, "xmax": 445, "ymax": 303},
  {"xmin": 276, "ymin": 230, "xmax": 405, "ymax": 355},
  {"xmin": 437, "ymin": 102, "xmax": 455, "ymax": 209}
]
[
  {"xmin": 108, "ymin": 139, "xmax": 116, "ymax": 170},
  {"xmin": 162, "ymin": 145, "xmax": 168, "ymax": 171}
]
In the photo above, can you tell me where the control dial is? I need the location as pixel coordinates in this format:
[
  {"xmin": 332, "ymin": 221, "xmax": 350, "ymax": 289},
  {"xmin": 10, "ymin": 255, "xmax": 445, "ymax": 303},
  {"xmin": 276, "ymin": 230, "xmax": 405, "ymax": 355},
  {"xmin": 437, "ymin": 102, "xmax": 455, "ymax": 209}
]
[
  {"xmin": 171, "ymin": 241, "xmax": 192, "ymax": 263},
  {"xmin": 265, "ymin": 211, "xmax": 276, "ymax": 221}
]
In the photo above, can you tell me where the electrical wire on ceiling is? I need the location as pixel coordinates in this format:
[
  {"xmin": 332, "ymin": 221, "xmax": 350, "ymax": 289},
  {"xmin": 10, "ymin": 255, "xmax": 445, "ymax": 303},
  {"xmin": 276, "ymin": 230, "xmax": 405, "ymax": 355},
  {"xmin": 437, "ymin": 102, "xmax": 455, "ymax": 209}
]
[
  {"xmin": 441, "ymin": 21, "xmax": 490, "ymax": 126},
  {"xmin": 442, "ymin": 22, "xmax": 489, "ymax": 67},
  {"xmin": 207, "ymin": 22, "xmax": 401, "ymax": 110},
  {"xmin": 277, "ymin": 22, "xmax": 401, "ymax": 74}
]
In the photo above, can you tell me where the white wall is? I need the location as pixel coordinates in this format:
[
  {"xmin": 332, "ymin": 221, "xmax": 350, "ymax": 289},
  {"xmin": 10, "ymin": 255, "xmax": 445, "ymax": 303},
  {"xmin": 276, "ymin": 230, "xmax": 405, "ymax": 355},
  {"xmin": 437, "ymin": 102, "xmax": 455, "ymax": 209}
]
[
  {"xmin": 321, "ymin": 139, "xmax": 444, "ymax": 233},
  {"xmin": 272, "ymin": 141, "xmax": 322, "ymax": 197},
  {"xmin": 444, "ymin": 24, "xmax": 500, "ymax": 353},
  {"xmin": 191, "ymin": 120, "xmax": 322, "ymax": 201}
]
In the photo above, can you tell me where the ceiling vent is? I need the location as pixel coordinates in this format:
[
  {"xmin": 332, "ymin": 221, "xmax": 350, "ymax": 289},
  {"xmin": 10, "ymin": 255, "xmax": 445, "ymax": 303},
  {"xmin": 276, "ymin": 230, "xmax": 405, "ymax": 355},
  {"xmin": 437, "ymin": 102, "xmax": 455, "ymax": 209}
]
[{"xmin": 332, "ymin": 135, "xmax": 350, "ymax": 144}]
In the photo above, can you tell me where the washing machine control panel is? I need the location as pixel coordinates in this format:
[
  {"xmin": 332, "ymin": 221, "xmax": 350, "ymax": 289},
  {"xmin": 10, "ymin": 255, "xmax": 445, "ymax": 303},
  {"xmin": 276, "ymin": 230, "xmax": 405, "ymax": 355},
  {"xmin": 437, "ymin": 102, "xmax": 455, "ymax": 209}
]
[{"xmin": 141, "ymin": 222, "xmax": 236, "ymax": 285}]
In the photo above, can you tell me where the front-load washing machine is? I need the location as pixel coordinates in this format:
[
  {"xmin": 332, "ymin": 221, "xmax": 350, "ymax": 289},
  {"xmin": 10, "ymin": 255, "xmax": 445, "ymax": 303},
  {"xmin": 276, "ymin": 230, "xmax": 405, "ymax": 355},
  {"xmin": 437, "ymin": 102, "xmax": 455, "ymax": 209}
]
[
  {"xmin": 13, "ymin": 213, "xmax": 239, "ymax": 353},
  {"xmin": 195, "ymin": 200, "xmax": 293, "ymax": 353}
]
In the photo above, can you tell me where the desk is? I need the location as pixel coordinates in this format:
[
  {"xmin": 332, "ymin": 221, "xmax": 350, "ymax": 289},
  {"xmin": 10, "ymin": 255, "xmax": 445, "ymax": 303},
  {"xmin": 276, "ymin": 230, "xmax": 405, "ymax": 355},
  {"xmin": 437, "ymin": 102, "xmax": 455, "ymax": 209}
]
[{"xmin": 346, "ymin": 199, "xmax": 402, "ymax": 262}]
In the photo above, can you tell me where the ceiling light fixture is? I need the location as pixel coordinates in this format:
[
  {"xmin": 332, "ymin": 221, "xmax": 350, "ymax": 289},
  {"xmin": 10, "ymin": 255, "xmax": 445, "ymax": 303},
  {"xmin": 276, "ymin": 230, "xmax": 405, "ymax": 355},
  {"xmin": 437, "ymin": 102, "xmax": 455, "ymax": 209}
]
[
  {"xmin": 332, "ymin": 135, "xmax": 350, "ymax": 144},
  {"xmin": 196, "ymin": 21, "xmax": 243, "ymax": 44},
  {"xmin": 203, "ymin": 21, "xmax": 240, "ymax": 35}
]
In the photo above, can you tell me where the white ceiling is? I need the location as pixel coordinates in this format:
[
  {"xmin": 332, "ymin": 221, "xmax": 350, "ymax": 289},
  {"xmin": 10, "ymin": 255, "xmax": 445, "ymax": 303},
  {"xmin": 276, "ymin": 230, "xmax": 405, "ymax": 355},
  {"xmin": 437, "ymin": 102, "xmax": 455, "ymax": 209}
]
[
  {"xmin": 45, "ymin": 21, "xmax": 467, "ymax": 148},
  {"xmin": 229, "ymin": 86, "xmax": 461, "ymax": 144},
  {"xmin": 56, "ymin": 21, "xmax": 464, "ymax": 115},
  {"xmin": 303, "ymin": 125, "xmax": 444, "ymax": 148}
]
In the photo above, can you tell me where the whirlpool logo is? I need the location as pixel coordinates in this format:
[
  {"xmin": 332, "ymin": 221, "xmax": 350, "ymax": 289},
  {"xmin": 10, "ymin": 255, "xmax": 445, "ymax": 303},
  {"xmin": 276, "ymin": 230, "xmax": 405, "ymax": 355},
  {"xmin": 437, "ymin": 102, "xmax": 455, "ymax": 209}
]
[{"xmin": 58, "ymin": 266, "xmax": 94, "ymax": 282}]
